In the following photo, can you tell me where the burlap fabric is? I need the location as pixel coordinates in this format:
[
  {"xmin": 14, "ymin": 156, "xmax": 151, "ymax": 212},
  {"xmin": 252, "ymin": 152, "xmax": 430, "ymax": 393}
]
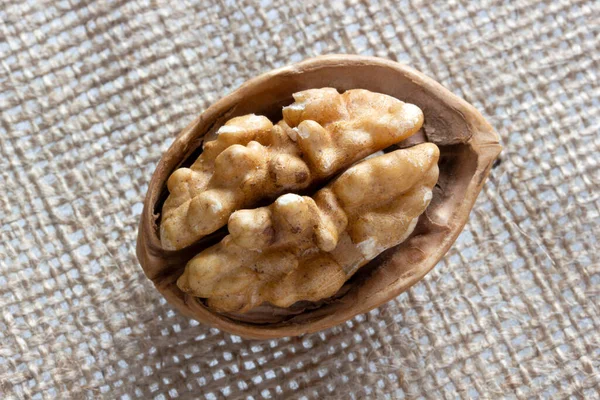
[{"xmin": 1, "ymin": 0, "xmax": 599, "ymax": 398}]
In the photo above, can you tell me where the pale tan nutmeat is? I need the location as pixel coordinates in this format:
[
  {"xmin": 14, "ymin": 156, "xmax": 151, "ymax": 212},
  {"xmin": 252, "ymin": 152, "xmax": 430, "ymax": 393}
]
[
  {"xmin": 160, "ymin": 88, "xmax": 424, "ymax": 250},
  {"xmin": 177, "ymin": 143, "xmax": 440, "ymax": 312}
]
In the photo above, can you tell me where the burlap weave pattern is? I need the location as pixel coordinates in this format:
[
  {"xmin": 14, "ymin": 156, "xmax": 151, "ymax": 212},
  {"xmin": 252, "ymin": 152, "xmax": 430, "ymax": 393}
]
[{"xmin": 1, "ymin": 0, "xmax": 599, "ymax": 398}]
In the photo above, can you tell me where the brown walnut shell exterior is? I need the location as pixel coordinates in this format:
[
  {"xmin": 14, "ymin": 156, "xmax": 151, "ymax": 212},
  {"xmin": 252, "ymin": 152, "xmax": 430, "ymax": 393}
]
[{"xmin": 136, "ymin": 55, "xmax": 502, "ymax": 339}]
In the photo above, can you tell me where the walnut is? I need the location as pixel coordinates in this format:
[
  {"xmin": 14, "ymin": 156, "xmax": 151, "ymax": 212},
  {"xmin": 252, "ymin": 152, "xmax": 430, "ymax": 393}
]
[
  {"xmin": 177, "ymin": 144, "xmax": 439, "ymax": 312},
  {"xmin": 160, "ymin": 88, "xmax": 423, "ymax": 250},
  {"xmin": 136, "ymin": 55, "xmax": 502, "ymax": 338}
]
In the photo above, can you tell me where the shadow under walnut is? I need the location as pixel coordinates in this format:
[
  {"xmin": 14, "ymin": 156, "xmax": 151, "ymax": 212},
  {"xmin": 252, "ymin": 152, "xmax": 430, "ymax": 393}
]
[{"xmin": 136, "ymin": 55, "xmax": 502, "ymax": 339}]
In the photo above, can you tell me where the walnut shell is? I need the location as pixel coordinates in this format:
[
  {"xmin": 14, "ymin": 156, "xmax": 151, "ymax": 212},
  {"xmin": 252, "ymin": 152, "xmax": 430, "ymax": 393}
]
[{"xmin": 136, "ymin": 55, "xmax": 502, "ymax": 339}]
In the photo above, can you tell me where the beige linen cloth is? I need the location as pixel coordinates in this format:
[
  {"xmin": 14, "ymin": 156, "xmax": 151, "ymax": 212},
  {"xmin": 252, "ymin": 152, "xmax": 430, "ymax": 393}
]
[{"xmin": 1, "ymin": 0, "xmax": 599, "ymax": 398}]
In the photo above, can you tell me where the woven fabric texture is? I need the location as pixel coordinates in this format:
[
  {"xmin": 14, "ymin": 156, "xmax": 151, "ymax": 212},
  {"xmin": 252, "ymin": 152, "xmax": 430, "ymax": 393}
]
[{"xmin": 1, "ymin": 0, "xmax": 599, "ymax": 398}]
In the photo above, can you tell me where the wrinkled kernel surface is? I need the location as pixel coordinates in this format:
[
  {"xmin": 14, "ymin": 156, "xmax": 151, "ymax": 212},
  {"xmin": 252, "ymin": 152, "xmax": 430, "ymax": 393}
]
[
  {"xmin": 160, "ymin": 88, "xmax": 424, "ymax": 250},
  {"xmin": 177, "ymin": 143, "xmax": 440, "ymax": 312}
]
